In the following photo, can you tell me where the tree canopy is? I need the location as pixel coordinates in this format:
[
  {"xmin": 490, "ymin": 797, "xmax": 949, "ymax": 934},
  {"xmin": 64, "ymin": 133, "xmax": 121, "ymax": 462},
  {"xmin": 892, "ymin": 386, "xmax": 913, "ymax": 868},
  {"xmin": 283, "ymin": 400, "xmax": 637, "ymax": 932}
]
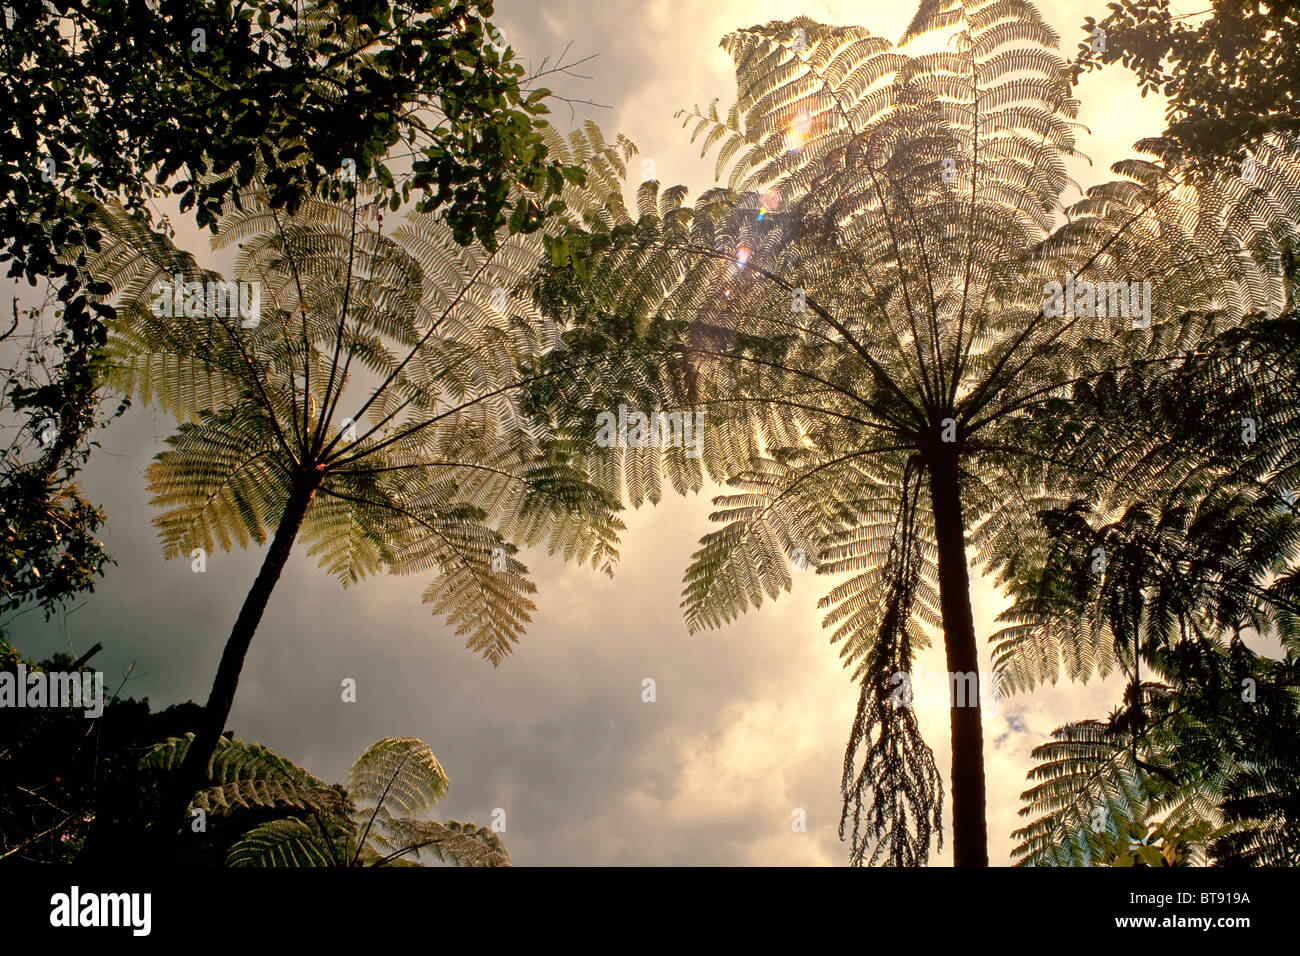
[{"xmin": 1072, "ymin": 0, "xmax": 1300, "ymax": 169}]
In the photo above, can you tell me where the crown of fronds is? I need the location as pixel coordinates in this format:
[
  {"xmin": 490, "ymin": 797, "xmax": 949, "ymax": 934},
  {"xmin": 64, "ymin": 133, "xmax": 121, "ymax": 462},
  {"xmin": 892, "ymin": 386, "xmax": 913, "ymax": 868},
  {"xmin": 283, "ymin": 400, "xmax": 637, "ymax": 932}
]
[{"xmin": 90, "ymin": 122, "xmax": 637, "ymax": 664}]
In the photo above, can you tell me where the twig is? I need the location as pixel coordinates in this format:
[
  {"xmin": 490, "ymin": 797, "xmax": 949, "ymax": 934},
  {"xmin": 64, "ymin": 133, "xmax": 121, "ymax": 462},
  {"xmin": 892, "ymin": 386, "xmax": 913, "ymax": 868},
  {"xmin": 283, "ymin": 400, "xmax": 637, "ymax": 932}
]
[{"xmin": 0, "ymin": 812, "xmax": 78, "ymax": 861}]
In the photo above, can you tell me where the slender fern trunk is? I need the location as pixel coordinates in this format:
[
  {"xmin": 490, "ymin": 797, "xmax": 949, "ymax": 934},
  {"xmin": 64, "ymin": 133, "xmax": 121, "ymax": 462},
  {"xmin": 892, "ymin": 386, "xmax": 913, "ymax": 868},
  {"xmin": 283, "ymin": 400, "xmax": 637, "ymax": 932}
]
[
  {"xmin": 159, "ymin": 468, "xmax": 322, "ymax": 842},
  {"xmin": 927, "ymin": 449, "xmax": 989, "ymax": 867}
]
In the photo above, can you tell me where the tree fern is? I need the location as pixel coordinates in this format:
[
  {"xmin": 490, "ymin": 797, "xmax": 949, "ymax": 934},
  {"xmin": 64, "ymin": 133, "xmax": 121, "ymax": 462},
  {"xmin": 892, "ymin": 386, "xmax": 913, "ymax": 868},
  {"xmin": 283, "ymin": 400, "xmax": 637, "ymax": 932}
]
[
  {"xmin": 526, "ymin": 2, "xmax": 1300, "ymax": 865},
  {"xmin": 91, "ymin": 121, "xmax": 637, "ymax": 836}
]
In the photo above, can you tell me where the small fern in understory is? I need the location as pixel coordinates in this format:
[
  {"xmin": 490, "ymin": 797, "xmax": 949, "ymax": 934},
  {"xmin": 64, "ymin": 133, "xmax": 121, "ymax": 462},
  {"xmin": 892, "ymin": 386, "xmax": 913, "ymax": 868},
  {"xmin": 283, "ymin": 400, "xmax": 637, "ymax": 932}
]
[{"xmin": 145, "ymin": 735, "xmax": 508, "ymax": 867}]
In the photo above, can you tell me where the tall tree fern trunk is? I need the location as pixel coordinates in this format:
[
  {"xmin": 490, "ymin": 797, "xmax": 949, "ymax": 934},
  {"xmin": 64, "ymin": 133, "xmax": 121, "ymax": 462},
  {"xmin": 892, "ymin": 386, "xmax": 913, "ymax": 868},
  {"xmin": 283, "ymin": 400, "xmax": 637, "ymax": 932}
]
[
  {"xmin": 927, "ymin": 450, "xmax": 989, "ymax": 867},
  {"xmin": 160, "ymin": 469, "xmax": 322, "ymax": 842}
]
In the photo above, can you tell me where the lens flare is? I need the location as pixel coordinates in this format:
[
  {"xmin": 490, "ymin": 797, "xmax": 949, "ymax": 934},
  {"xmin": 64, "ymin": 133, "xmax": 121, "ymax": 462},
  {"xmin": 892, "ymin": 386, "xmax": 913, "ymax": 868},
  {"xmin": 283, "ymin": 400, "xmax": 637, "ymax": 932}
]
[{"xmin": 785, "ymin": 110, "xmax": 813, "ymax": 152}]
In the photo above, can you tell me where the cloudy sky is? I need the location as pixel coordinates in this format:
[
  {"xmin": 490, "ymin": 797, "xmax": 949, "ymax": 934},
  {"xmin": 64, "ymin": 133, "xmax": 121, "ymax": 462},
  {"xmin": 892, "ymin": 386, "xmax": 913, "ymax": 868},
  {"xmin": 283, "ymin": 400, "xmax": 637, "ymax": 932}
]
[{"xmin": 7, "ymin": 0, "xmax": 1176, "ymax": 865}]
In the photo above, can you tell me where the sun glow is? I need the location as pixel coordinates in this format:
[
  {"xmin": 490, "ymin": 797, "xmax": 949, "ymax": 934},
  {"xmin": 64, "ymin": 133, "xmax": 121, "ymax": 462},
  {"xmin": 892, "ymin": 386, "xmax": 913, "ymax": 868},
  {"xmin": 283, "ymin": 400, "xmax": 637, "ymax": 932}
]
[{"xmin": 784, "ymin": 110, "xmax": 813, "ymax": 152}]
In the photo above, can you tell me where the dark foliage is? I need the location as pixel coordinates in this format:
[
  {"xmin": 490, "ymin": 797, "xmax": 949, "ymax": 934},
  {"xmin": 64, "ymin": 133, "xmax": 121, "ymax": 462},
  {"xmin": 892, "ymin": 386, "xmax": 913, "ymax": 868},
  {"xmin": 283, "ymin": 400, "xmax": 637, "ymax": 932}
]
[
  {"xmin": 0, "ymin": 640, "xmax": 271, "ymax": 864},
  {"xmin": 1073, "ymin": 0, "xmax": 1300, "ymax": 169}
]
